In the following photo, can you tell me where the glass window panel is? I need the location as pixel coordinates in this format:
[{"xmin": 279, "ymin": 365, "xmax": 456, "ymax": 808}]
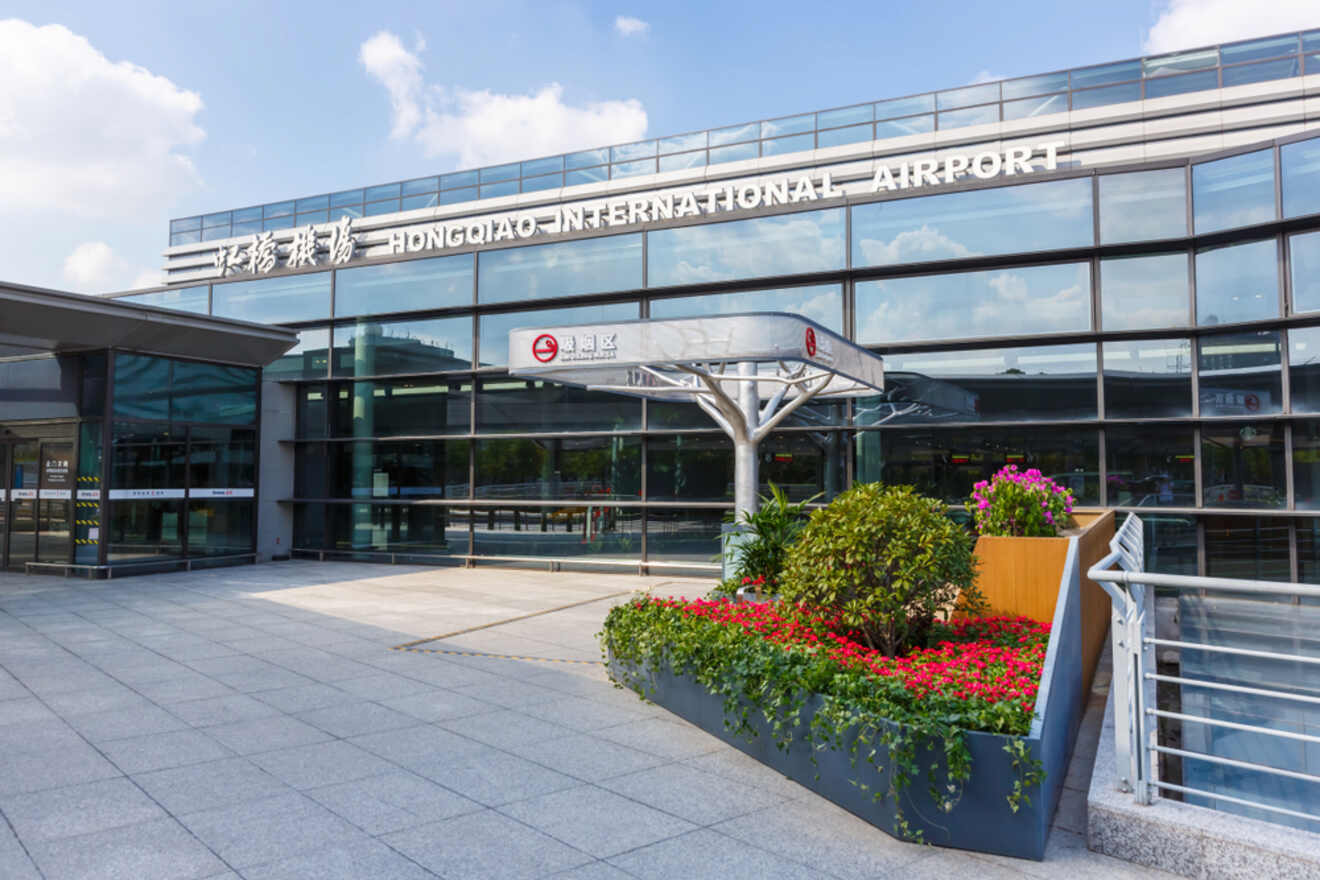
[
  {"xmin": 1306, "ymin": 52, "xmax": 1320, "ymax": 74},
  {"xmin": 1193, "ymin": 149, "xmax": 1275, "ymax": 233},
  {"xmin": 363, "ymin": 185, "xmax": 399, "ymax": 204},
  {"xmin": 1205, "ymin": 516, "xmax": 1290, "ymax": 578},
  {"xmin": 1002, "ymin": 72, "xmax": 1069, "ymax": 99},
  {"xmin": 521, "ymin": 156, "xmax": 563, "ymax": 177},
  {"xmin": 651, "ymin": 283, "xmax": 843, "ymax": 333},
  {"xmin": 232, "ymin": 220, "xmax": 262, "ymax": 236},
  {"xmin": 937, "ymin": 105, "xmax": 999, "ymax": 129},
  {"xmin": 817, "ymin": 123, "xmax": 873, "ymax": 148},
  {"xmin": 1282, "ymin": 137, "xmax": 1320, "ymax": 219},
  {"xmin": 1102, "ymin": 338, "xmax": 1193, "ymax": 417},
  {"xmin": 328, "ymin": 440, "xmax": 469, "ymax": 500},
  {"xmin": 263, "ymin": 216, "xmax": 294, "ymax": 231},
  {"xmin": 332, "ymin": 316, "xmax": 473, "ymax": 376},
  {"xmin": 1222, "ymin": 56, "xmax": 1300, "ymax": 87},
  {"xmin": 1144, "ymin": 68, "xmax": 1219, "ymax": 99},
  {"xmin": 202, "ymin": 226, "xmax": 231, "ymax": 242},
  {"xmin": 817, "ymin": 104, "xmax": 872, "ymax": 128},
  {"xmin": 611, "ymin": 141, "xmax": 655, "ymax": 162},
  {"xmin": 203, "ymin": 212, "xmax": 232, "ymax": 227},
  {"xmin": 297, "ymin": 386, "xmax": 326, "ymax": 439},
  {"xmin": 441, "ymin": 170, "xmax": 478, "ymax": 189},
  {"xmin": 478, "ymin": 181, "xmax": 518, "ymax": 199},
  {"xmin": 1222, "ymin": 35, "xmax": 1298, "ymax": 64},
  {"xmin": 936, "ymin": 82, "xmax": 999, "ymax": 110},
  {"xmin": 1100, "ymin": 253, "xmax": 1189, "ymax": 330},
  {"xmin": 760, "ymin": 431, "xmax": 847, "ymax": 501},
  {"xmin": 761, "ymin": 114, "xmax": 814, "ymax": 137},
  {"xmin": 110, "ymin": 423, "xmax": 186, "ymax": 490},
  {"xmin": 263, "ymin": 201, "xmax": 294, "ymax": 218},
  {"xmin": 108, "ymin": 501, "xmax": 183, "ymax": 562},
  {"xmin": 1298, "ymin": 517, "xmax": 1320, "ymax": 583},
  {"xmin": 189, "ymin": 427, "xmax": 256, "ymax": 488},
  {"xmin": 1202, "ymin": 426, "xmax": 1286, "ymax": 509},
  {"xmin": 565, "ymin": 167, "xmax": 609, "ymax": 186},
  {"xmin": 362, "ymin": 200, "xmax": 399, "ymax": 217},
  {"xmin": 519, "ymin": 173, "xmax": 561, "ymax": 193},
  {"xmin": 1144, "ymin": 48, "xmax": 1218, "ymax": 78},
  {"xmin": 401, "ymin": 194, "xmax": 437, "ymax": 211},
  {"xmin": 1195, "ymin": 239, "xmax": 1279, "ymax": 325},
  {"xmin": 472, "ymin": 505, "xmax": 640, "ymax": 562},
  {"xmin": 1306, "ymin": 31, "xmax": 1320, "ymax": 52},
  {"xmin": 335, "ymin": 253, "xmax": 473, "ymax": 316},
  {"xmin": 708, "ymin": 143, "xmax": 759, "ymax": 164},
  {"xmin": 265, "ymin": 328, "xmax": 330, "ymax": 380},
  {"xmin": 113, "ymin": 355, "xmax": 171, "ymax": 420},
  {"xmin": 172, "ymin": 362, "xmax": 258, "ymax": 424},
  {"xmin": 760, "ymin": 133, "xmax": 814, "ymax": 156},
  {"xmin": 648, "ymin": 208, "xmax": 844, "ymax": 287},
  {"xmin": 1288, "ymin": 325, "xmax": 1320, "ymax": 412},
  {"xmin": 648, "ymin": 395, "xmax": 844, "ymax": 432},
  {"xmin": 875, "ymin": 115, "xmax": 934, "ymax": 138},
  {"xmin": 1292, "ymin": 230, "xmax": 1320, "ymax": 312},
  {"xmin": 187, "ymin": 499, "xmax": 253, "ymax": 557},
  {"xmin": 659, "ymin": 132, "xmax": 707, "ymax": 154},
  {"xmin": 1292, "ymin": 422, "xmax": 1320, "ymax": 508},
  {"xmin": 318, "ymin": 503, "xmax": 467, "ymax": 557},
  {"xmin": 479, "ymin": 163, "xmax": 519, "ymax": 183},
  {"xmin": 659, "ymin": 151, "xmax": 707, "ymax": 172},
  {"xmin": 860, "ymin": 343, "xmax": 1098, "ymax": 423},
  {"xmin": 645, "ymin": 508, "xmax": 724, "ymax": 566},
  {"xmin": 1106, "ymin": 426, "xmax": 1196, "ymax": 507},
  {"xmin": 475, "ymin": 436, "xmax": 640, "ymax": 500},
  {"xmin": 856, "ymin": 262, "xmax": 1090, "ymax": 344},
  {"xmin": 1099, "ymin": 168, "xmax": 1187, "ymax": 243},
  {"xmin": 853, "ymin": 178, "xmax": 1093, "ymax": 268},
  {"xmin": 1198, "ymin": 330, "xmax": 1283, "ymax": 416},
  {"xmin": 565, "ymin": 149, "xmax": 609, "ymax": 170},
  {"xmin": 709, "ymin": 122, "xmax": 759, "ymax": 146},
  {"xmin": 1071, "ymin": 60, "xmax": 1142, "ymax": 89},
  {"xmin": 855, "ymin": 426, "xmax": 1099, "ymax": 504},
  {"xmin": 1070, "ymin": 81, "xmax": 1142, "ymax": 110},
  {"xmin": 401, "ymin": 177, "xmax": 439, "ymax": 196},
  {"xmin": 233, "ymin": 207, "xmax": 262, "ymax": 223},
  {"xmin": 330, "ymin": 189, "xmax": 363, "ymax": 208},
  {"xmin": 120, "ymin": 285, "xmax": 210, "ymax": 315},
  {"xmin": 478, "ymin": 234, "xmax": 642, "ymax": 305},
  {"xmin": 331, "ymin": 378, "xmax": 471, "ymax": 436},
  {"xmin": 476, "ymin": 378, "xmax": 640, "ymax": 433},
  {"xmin": 1002, "ymin": 94, "xmax": 1068, "ymax": 120},
  {"xmin": 171, "ymin": 217, "xmax": 202, "ymax": 233},
  {"xmin": 170, "ymin": 230, "xmax": 202, "ymax": 246},
  {"xmin": 295, "ymin": 210, "xmax": 329, "ymax": 225},
  {"xmin": 646, "ymin": 434, "xmax": 732, "ymax": 502},
  {"xmin": 332, "ymin": 204, "xmax": 363, "ymax": 219},
  {"xmin": 212, "ymin": 272, "xmax": 331, "ymax": 324},
  {"xmin": 478, "ymin": 301, "xmax": 638, "ymax": 367},
  {"xmin": 611, "ymin": 159, "xmax": 656, "ymax": 178},
  {"xmin": 874, "ymin": 94, "xmax": 935, "ymax": 119},
  {"xmin": 439, "ymin": 187, "xmax": 477, "ymax": 205}
]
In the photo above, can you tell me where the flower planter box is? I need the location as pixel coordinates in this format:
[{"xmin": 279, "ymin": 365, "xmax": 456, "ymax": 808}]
[{"xmin": 609, "ymin": 514, "xmax": 1115, "ymax": 861}]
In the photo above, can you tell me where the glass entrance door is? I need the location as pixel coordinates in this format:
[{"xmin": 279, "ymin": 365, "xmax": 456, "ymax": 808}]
[
  {"xmin": 7, "ymin": 443, "xmax": 38, "ymax": 571},
  {"xmin": 0, "ymin": 445, "xmax": 8, "ymax": 569},
  {"xmin": 37, "ymin": 444, "xmax": 73, "ymax": 564}
]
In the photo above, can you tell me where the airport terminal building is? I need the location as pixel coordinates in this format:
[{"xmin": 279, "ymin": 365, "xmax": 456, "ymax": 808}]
[{"xmin": 6, "ymin": 28, "xmax": 1320, "ymax": 578}]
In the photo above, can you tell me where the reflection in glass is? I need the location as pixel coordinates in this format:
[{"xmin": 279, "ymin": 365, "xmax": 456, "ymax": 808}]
[
  {"xmin": 113, "ymin": 355, "xmax": 171, "ymax": 420},
  {"xmin": 1098, "ymin": 169, "xmax": 1187, "ymax": 243},
  {"xmin": 1295, "ymin": 518, "xmax": 1320, "ymax": 585},
  {"xmin": 1290, "ymin": 230, "xmax": 1320, "ymax": 313},
  {"xmin": 1289, "ymin": 325, "xmax": 1320, "ymax": 413},
  {"xmin": 1205, "ymin": 516, "xmax": 1291, "ymax": 580},
  {"xmin": 1292, "ymin": 421, "xmax": 1320, "ymax": 508},
  {"xmin": 1102, "ymin": 339, "xmax": 1193, "ymax": 417},
  {"xmin": 646, "ymin": 508, "xmax": 725, "ymax": 565},
  {"xmin": 1192, "ymin": 149, "xmax": 1276, "ymax": 233},
  {"xmin": 332, "ymin": 317, "xmax": 472, "ymax": 377},
  {"xmin": 478, "ymin": 234, "xmax": 642, "ymax": 305},
  {"xmin": 852, "ymin": 179, "xmax": 1092, "ymax": 268},
  {"xmin": 189, "ymin": 427, "xmax": 256, "ymax": 489},
  {"xmin": 1195, "ymin": 239, "xmax": 1279, "ymax": 325},
  {"xmin": 212, "ymin": 272, "xmax": 331, "ymax": 324},
  {"xmin": 477, "ymin": 379, "xmax": 640, "ymax": 433},
  {"xmin": 108, "ymin": 501, "xmax": 183, "ymax": 562},
  {"xmin": 1070, "ymin": 82, "xmax": 1141, "ymax": 109},
  {"xmin": 860, "ymin": 344, "xmax": 1098, "ymax": 423},
  {"xmin": 647, "ymin": 209, "xmax": 845, "ymax": 287},
  {"xmin": 1100, "ymin": 254, "xmax": 1189, "ymax": 330},
  {"xmin": 759, "ymin": 431, "xmax": 847, "ymax": 501},
  {"xmin": 856, "ymin": 262, "xmax": 1090, "ymax": 344},
  {"xmin": 854, "ymin": 426, "xmax": 1100, "ymax": 504},
  {"xmin": 646, "ymin": 435, "xmax": 733, "ymax": 502},
  {"xmin": 335, "ymin": 255, "xmax": 473, "ymax": 316},
  {"xmin": 1202, "ymin": 424, "xmax": 1285, "ymax": 508},
  {"xmin": 1105, "ymin": 426, "xmax": 1196, "ymax": 507},
  {"xmin": 187, "ymin": 501, "xmax": 254, "ymax": 557},
  {"xmin": 1198, "ymin": 330, "xmax": 1282, "ymax": 415},
  {"xmin": 119, "ymin": 285, "xmax": 209, "ymax": 315},
  {"xmin": 331, "ymin": 379, "xmax": 470, "ymax": 437},
  {"xmin": 1282, "ymin": 137, "xmax": 1320, "ymax": 219},
  {"xmin": 111, "ymin": 423, "xmax": 186, "ymax": 490},
  {"xmin": 328, "ymin": 440, "xmax": 470, "ymax": 500},
  {"xmin": 171, "ymin": 362, "xmax": 258, "ymax": 425},
  {"xmin": 478, "ymin": 302, "xmax": 637, "ymax": 367},
  {"xmin": 650, "ymin": 284, "xmax": 843, "ymax": 333},
  {"xmin": 318, "ymin": 504, "xmax": 464, "ymax": 557},
  {"xmin": 473, "ymin": 506, "xmax": 641, "ymax": 561},
  {"xmin": 475, "ymin": 437, "xmax": 640, "ymax": 500},
  {"xmin": 265, "ymin": 328, "xmax": 331, "ymax": 380},
  {"xmin": 647, "ymin": 395, "xmax": 844, "ymax": 430}
]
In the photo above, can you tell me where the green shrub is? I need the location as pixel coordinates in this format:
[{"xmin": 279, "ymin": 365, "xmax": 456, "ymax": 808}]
[
  {"xmin": 728, "ymin": 483, "xmax": 817, "ymax": 594},
  {"xmin": 779, "ymin": 483, "xmax": 981, "ymax": 657}
]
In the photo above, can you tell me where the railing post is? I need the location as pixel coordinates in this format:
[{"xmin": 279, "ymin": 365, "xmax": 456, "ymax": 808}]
[{"xmin": 1110, "ymin": 584, "xmax": 1135, "ymax": 793}]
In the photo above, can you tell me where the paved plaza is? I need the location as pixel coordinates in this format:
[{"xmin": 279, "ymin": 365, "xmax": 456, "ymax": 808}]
[{"xmin": 0, "ymin": 562, "xmax": 1167, "ymax": 880}]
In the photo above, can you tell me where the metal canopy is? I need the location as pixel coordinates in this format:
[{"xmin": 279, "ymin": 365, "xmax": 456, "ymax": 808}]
[
  {"xmin": 0, "ymin": 282, "xmax": 297, "ymax": 367},
  {"xmin": 509, "ymin": 312, "xmax": 885, "ymax": 525}
]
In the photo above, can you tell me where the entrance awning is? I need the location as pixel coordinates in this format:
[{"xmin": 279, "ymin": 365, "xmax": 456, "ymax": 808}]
[{"xmin": 0, "ymin": 282, "xmax": 297, "ymax": 367}]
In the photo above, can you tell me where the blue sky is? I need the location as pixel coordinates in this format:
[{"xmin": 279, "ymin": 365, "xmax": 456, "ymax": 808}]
[{"xmin": 0, "ymin": 0, "xmax": 1316, "ymax": 292}]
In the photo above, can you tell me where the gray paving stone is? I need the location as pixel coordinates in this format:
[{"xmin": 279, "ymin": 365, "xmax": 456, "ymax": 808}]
[
  {"xmin": 681, "ymin": 747, "xmax": 809, "ymax": 800},
  {"xmin": 204, "ymin": 715, "xmax": 334, "ymax": 755},
  {"xmin": 304, "ymin": 770, "xmax": 482, "ymax": 835},
  {"xmin": 383, "ymin": 809, "xmax": 593, "ymax": 879},
  {"xmin": 133, "ymin": 673, "xmax": 238, "ymax": 704},
  {"xmin": 501, "ymin": 784, "xmax": 697, "ymax": 858},
  {"xmin": 100, "ymin": 728, "xmax": 235, "ymax": 774},
  {"xmin": 41, "ymin": 684, "xmax": 153, "ymax": 718},
  {"xmin": 607, "ymin": 828, "xmax": 821, "ymax": 880},
  {"xmin": 240, "ymin": 837, "xmax": 438, "ymax": 880},
  {"xmin": 335, "ymin": 673, "xmax": 438, "ymax": 700},
  {"xmin": 168, "ymin": 693, "xmax": 283, "ymax": 728},
  {"xmin": 0, "ymin": 697, "xmax": 56, "ymax": 727},
  {"xmin": 0, "ymin": 819, "xmax": 41, "ymax": 880},
  {"xmin": 407, "ymin": 745, "xmax": 582, "ymax": 806},
  {"xmin": 178, "ymin": 791, "xmax": 366, "ymax": 868},
  {"xmin": 26, "ymin": 817, "xmax": 227, "ymax": 880},
  {"xmin": 294, "ymin": 700, "xmax": 418, "ymax": 738},
  {"xmin": 249, "ymin": 740, "xmax": 395, "ymax": 790},
  {"xmin": 379, "ymin": 689, "xmax": 498, "ymax": 723},
  {"xmin": 546, "ymin": 862, "xmax": 635, "ymax": 880},
  {"xmin": 521, "ymin": 693, "xmax": 654, "ymax": 732},
  {"xmin": 348, "ymin": 723, "xmax": 489, "ymax": 766},
  {"xmin": 250, "ymin": 682, "xmax": 360, "ymax": 714},
  {"xmin": 594, "ymin": 716, "xmax": 727, "ymax": 761},
  {"xmin": 510, "ymin": 731, "xmax": 668, "ymax": 782},
  {"xmin": 66, "ymin": 703, "xmax": 192, "ymax": 743},
  {"xmin": 440, "ymin": 707, "xmax": 576, "ymax": 750},
  {"xmin": 451, "ymin": 676, "xmax": 563, "ymax": 708},
  {"xmin": 0, "ymin": 777, "xmax": 165, "ymax": 843},
  {"xmin": 131, "ymin": 756, "xmax": 294, "ymax": 815},
  {"xmin": 0, "ymin": 721, "xmax": 123, "ymax": 796},
  {"xmin": 600, "ymin": 761, "xmax": 788, "ymax": 825}
]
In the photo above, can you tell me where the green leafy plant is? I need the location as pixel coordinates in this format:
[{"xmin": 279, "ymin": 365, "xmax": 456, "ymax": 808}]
[
  {"xmin": 726, "ymin": 483, "xmax": 819, "ymax": 596},
  {"xmin": 778, "ymin": 483, "xmax": 983, "ymax": 657},
  {"xmin": 967, "ymin": 465, "xmax": 1075, "ymax": 537}
]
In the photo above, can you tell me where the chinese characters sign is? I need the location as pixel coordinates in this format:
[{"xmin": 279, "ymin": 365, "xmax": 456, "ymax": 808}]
[{"xmin": 213, "ymin": 217, "xmax": 358, "ymax": 278}]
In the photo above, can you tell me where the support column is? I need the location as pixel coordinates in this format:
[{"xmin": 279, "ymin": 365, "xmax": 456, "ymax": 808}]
[{"xmin": 733, "ymin": 361, "xmax": 759, "ymax": 521}]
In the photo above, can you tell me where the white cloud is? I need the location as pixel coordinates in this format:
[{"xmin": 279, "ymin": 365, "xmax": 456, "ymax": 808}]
[
  {"xmin": 360, "ymin": 30, "xmax": 648, "ymax": 168},
  {"xmin": 614, "ymin": 16, "xmax": 650, "ymax": 37},
  {"xmin": 62, "ymin": 241, "xmax": 121, "ymax": 286},
  {"xmin": 1144, "ymin": 0, "xmax": 1317, "ymax": 53},
  {"xmin": 856, "ymin": 225, "xmax": 978, "ymax": 267},
  {"xmin": 969, "ymin": 70, "xmax": 1004, "ymax": 85}
]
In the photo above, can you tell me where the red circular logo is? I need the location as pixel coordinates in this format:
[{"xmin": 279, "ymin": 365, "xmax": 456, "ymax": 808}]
[
  {"xmin": 804, "ymin": 327, "xmax": 817, "ymax": 357},
  {"xmin": 532, "ymin": 334, "xmax": 559, "ymax": 363},
  {"xmin": 1245, "ymin": 393, "xmax": 1260, "ymax": 412}
]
